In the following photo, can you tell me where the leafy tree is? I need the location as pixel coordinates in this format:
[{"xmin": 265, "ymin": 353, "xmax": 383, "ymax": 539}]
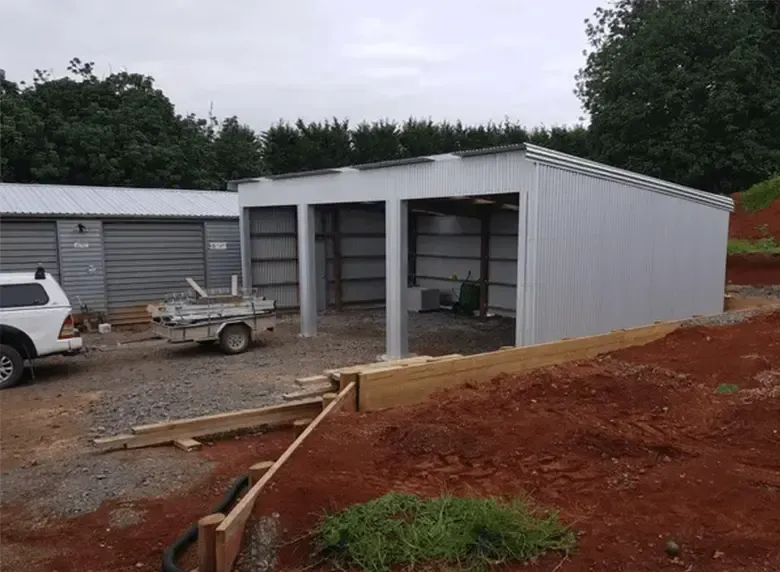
[
  {"xmin": 577, "ymin": 0, "xmax": 780, "ymax": 194},
  {"xmin": 0, "ymin": 58, "xmax": 264, "ymax": 189}
]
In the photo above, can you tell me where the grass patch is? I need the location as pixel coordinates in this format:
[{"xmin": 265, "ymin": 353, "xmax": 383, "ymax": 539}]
[
  {"xmin": 713, "ymin": 383, "xmax": 740, "ymax": 395},
  {"xmin": 313, "ymin": 493, "xmax": 575, "ymax": 572},
  {"xmin": 727, "ymin": 237, "xmax": 780, "ymax": 255},
  {"xmin": 740, "ymin": 175, "xmax": 780, "ymax": 212}
]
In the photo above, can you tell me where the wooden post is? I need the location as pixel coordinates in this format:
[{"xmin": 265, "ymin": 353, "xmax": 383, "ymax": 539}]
[
  {"xmin": 249, "ymin": 460, "xmax": 275, "ymax": 486},
  {"xmin": 198, "ymin": 513, "xmax": 225, "ymax": 572},
  {"xmin": 479, "ymin": 214, "xmax": 490, "ymax": 318},
  {"xmin": 293, "ymin": 418, "xmax": 312, "ymax": 437},
  {"xmin": 322, "ymin": 392, "xmax": 338, "ymax": 409},
  {"xmin": 332, "ymin": 207, "xmax": 343, "ymax": 311}
]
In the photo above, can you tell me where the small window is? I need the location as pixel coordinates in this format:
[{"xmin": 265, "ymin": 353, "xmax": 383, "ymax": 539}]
[{"xmin": 0, "ymin": 283, "xmax": 50, "ymax": 309}]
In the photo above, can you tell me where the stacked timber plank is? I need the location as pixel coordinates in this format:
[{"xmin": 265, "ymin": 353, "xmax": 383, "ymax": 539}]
[
  {"xmin": 292, "ymin": 354, "xmax": 463, "ymax": 393},
  {"xmin": 93, "ymin": 399, "xmax": 323, "ymax": 452}
]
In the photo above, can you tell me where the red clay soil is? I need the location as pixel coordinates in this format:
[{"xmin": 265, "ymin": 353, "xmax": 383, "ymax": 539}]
[
  {"xmin": 256, "ymin": 312, "xmax": 780, "ymax": 572},
  {"xmin": 729, "ymin": 193, "xmax": 780, "ymax": 240},
  {"xmin": 726, "ymin": 253, "xmax": 780, "ymax": 285},
  {"xmin": 0, "ymin": 428, "xmax": 296, "ymax": 572}
]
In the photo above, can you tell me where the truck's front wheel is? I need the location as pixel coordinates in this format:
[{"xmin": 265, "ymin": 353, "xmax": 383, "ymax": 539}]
[
  {"xmin": 0, "ymin": 344, "xmax": 24, "ymax": 389},
  {"xmin": 219, "ymin": 324, "xmax": 251, "ymax": 355}
]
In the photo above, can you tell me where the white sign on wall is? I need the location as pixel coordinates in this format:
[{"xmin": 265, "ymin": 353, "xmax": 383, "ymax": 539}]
[
  {"xmin": 74, "ymin": 242, "xmax": 90, "ymax": 248},
  {"xmin": 209, "ymin": 242, "xmax": 228, "ymax": 250}
]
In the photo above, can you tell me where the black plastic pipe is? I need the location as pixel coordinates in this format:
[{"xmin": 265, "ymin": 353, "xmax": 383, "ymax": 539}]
[{"xmin": 161, "ymin": 474, "xmax": 250, "ymax": 572}]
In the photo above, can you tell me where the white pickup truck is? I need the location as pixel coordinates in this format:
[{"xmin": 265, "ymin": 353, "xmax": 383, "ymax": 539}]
[{"xmin": 0, "ymin": 267, "xmax": 83, "ymax": 388}]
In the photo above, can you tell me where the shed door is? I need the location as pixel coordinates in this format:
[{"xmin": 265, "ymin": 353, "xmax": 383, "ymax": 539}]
[
  {"xmin": 204, "ymin": 220, "xmax": 241, "ymax": 291},
  {"xmin": 103, "ymin": 222, "xmax": 206, "ymax": 324},
  {"xmin": 0, "ymin": 220, "xmax": 60, "ymax": 279}
]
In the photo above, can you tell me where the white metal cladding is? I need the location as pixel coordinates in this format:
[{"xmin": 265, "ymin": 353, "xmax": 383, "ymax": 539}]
[
  {"xmin": 531, "ymin": 164, "xmax": 729, "ymax": 344},
  {"xmin": 103, "ymin": 222, "xmax": 206, "ymax": 317},
  {"xmin": 249, "ymin": 207, "xmax": 299, "ymax": 309},
  {"xmin": 238, "ymin": 151, "xmax": 535, "ymax": 206},
  {"xmin": 0, "ymin": 220, "xmax": 60, "ymax": 279},
  {"xmin": 204, "ymin": 220, "xmax": 241, "ymax": 290},
  {"xmin": 415, "ymin": 214, "xmax": 481, "ymax": 304},
  {"xmin": 56, "ymin": 220, "xmax": 106, "ymax": 312},
  {"xmin": 332, "ymin": 207, "xmax": 386, "ymax": 304},
  {"xmin": 0, "ymin": 182, "xmax": 239, "ymax": 218},
  {"xmin": 523, "ymin": 144, "xmax": 733, "ymax": 212},
  {"xmin": 488, "ymin": 211, "xmax": 519, "ymax": 316}
]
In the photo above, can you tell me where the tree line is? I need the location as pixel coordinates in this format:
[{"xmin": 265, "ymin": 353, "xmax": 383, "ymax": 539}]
[{"xmin": 1, "ymin": 0, "xmax": 779, "ymax": 195}]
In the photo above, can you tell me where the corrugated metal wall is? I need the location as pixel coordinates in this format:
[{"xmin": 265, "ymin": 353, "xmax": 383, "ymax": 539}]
[
  {"xmin": 248, "ymin": 205, "xmax": 386, "ymax": 310},
  {"xmin": 488, "ymin": 211, "xmax": 520, "ymax": 315},
  {"xmin": 103, "ymin": 221, "xmax": 206, "ymax": 323},
  {"xmin": 532, "ymin": 164, "xmax": 729, "ymax": 344},
  {"xmin": 249, "ymin": 206, "xmax": 300, "ymax": 309},
  {"xmin": 240, "ymin": 150, "xmax": 535, "ymax": 205},
  {"xmin": 415, "ymin": 214, "xmax": 481, "ymax": 304},
  {"xmin": 204, "ymin": 220, "xmax": 241, "ymax": 291},
  {"xmin": 0, "ymin": 220, "xmax": 60, "ymax": 279},
  {"xmin": 56, "ymin": 219, "xmax": 106, "ymax": 312},
  {"xmin": 330, "ymin": 207, "xmax": 386, "ymax": 304}
]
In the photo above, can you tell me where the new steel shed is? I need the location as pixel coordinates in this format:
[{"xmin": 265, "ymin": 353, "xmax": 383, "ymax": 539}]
[
  {"xmin": 235, "ymin": 144, "xmax": 734, "ymax": 359},
  {"xmin": 0, "ymin": 183, "xmax": 240, "ymax": 324}
]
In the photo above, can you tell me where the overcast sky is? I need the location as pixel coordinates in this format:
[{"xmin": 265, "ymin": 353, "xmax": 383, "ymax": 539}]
[{"xmin": 0, "ymin": 0, "xmax": 602, "ymax": 132}]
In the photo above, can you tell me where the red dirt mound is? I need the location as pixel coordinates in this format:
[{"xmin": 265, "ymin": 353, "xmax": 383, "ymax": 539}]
[
  {"xmin": 258, "ymin": 312, "xmax": 780, "ymax": 572},
  {"xmin": 729, "ymin": 193, "xmax": 780, "ymax": 239},
  {"xmin": 726, "ymin": 253, "xmax": 780, "ymax": 285}
]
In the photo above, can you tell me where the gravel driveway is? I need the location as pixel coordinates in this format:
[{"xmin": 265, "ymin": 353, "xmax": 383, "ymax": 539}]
[{"xmin": 0, "ymin": 309, "xmax": 513, "ymax": 519}]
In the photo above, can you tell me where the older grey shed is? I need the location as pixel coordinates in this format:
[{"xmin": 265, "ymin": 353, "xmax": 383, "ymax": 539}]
[
  {"xmin": 0, "ymin": 183, "xmax": 240, "ymax": 324},
  {"xmin": 234, "ymin": 144, "xmax": 734, "ymax": 359}
]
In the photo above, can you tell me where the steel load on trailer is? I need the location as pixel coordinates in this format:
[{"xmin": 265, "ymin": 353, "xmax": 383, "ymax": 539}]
[{"xmin": 149, "ymin": 277, "xmax": 276, "ymax": 354}]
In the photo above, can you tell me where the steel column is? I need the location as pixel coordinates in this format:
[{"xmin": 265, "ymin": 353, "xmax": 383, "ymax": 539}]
[
  {"xmin": 239, "ymin": 207, "xmax": 252, "ymax": 293},
  {"xmin": 385, "ymin": 198, "xmax": 409, "ymax": 358},
  {"xmin": 297, "ymin": 203, "xmax": 317, "ymax": 337}
]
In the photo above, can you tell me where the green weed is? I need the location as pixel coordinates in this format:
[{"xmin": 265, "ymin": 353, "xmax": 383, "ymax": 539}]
[
  {"xmin": 740, "ymin": 175, "xmax": 780, "ymax": 212},
  {"xmin": 727, "ymin": 238, "xmax": 780, "ymax": 255},
  {"xmin": 713, "ymin": 383, "xmax": 739, "ymax": 395},
  {"xmin": 313, "ymin": 493, "xmax": 575, "ymax": 572}
]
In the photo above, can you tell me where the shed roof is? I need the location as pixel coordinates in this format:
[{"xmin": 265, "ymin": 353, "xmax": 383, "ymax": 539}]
[
  {"xmin": 235, "ymin": 143, "xmax": 733, "ymax": 212},
  {"xmin": 0, "ymin": 183, "xmax": 238, "ymax": 218}
]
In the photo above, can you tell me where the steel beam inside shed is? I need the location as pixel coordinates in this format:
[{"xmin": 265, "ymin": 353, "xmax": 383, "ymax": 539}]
[
  {"xmin": 239, "ymin": 207, "xmax": 252, "ymax": 293},
  {"xmin": 297, "ymin": 204, "xmax": 317, "ymax": 337},
  {"xmin": 385, "ymin": 198, "xmax": 409, "ymax": 359}
]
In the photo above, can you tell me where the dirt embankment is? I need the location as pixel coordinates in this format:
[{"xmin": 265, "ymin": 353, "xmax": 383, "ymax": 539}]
[
  {"xmin": 729, "ymin": 193, "xmax": 780, "ymax": 240},
  {"xmin": 727, "ymin": 193, "xmax": 780, "ymax": 285},
  {"xmin": 256, "ymin": 311, "xmax": 780, "ymax": 572}
]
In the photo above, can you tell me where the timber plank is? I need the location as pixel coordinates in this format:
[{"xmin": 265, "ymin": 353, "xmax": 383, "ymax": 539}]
[
  {"xmin": 129, "ymin": 399, "xmax": 321, "ymax": 435},
  {"xmin": 95, "ymin": 399, "xmax": 322, "ymax": 451},
  {"xmin": 359, "ymin": 321, "xmax": 680, "ymax": 411},
  {"xmin": 215, "ymin": 382, "xmax": 357, "ymax": 572},
  {"xmin": 173, "ymin": 438, "xmax": 201, "ymax": 452}
]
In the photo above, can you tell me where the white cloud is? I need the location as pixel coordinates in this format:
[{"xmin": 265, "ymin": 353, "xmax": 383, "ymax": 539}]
[{"xmin": 0, "ymin": 0, "xmax": 602, "ymax": 129}]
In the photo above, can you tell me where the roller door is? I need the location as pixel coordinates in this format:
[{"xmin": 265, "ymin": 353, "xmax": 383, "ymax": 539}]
[
  {"xmin": 103, "ymin": 222, "xmax": 206, "ymax": 324},
  {"xmin": 0, "ymin": 220, "xmax": 60, "ymax": 279}
]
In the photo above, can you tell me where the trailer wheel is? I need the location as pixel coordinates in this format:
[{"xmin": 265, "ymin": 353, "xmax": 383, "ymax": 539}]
[{"xmin": 219, "ymin": 324, "xmax": 251, "ymax": 355}]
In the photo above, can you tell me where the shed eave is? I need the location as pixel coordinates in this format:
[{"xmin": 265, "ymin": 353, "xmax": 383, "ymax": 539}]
[{"xmin": 523, "ymin": 144, "xmax": 734, "ymax": 213}]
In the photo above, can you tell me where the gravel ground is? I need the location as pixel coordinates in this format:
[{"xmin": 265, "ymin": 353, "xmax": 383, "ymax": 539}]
[
  {"xmin": 681, "ymin": 305, "xmax": 776, "ymax": 328},
  {"xmin": 233, "ymin": 516, "xmax": 281, "ymax": 572},
  {"xmin": 1, "ymin": 448, "xmax": 213, "ymax": 517},
  {"xmin": 0, "ymin": 309, "xmax": 513, "ymax": 519},
  {"xmin": 726, "ymin": 284, "xmax": 780, "ymax": 298}
]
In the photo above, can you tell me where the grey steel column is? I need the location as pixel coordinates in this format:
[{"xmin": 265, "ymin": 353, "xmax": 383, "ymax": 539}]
[
  {"xmin": 239, "ymin": 207, "xmax": 252, "ymax": 294},
  {"xmin": 297, "ymin": 203, "xmax": 317, "ymax": 337},
  {"xmin": 385, "ymin": 198, "xmax": 409, "ymax": 358}
]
